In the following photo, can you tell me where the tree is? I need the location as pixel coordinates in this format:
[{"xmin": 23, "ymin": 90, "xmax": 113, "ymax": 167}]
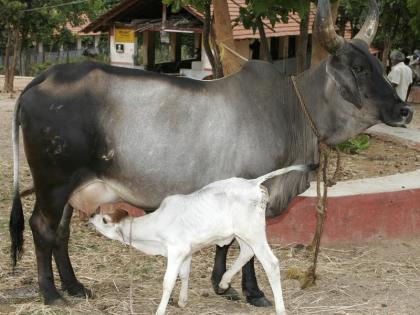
[
  {"xmin": 338, "ymin": 0, "xmax": 419, "ymax": 69},
  {"xmin": 407, "ymin": 0, "xmax": 420, "ymax": 36},
  {"xmin": 0, "ymin": 0, "xmax": 119, "ymax": 92}
]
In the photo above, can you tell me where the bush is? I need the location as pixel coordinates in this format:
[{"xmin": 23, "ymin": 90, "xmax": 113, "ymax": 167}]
[
  {"xmin": 337, "ymin": 134, "xmax": 370, "ymax": 154},
  {"xmin": 29, "ymin": 61, "xmax": 53, "ymax": 76}
]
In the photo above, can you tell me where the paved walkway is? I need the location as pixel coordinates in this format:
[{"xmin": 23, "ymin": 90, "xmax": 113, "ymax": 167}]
[
  {"xmin": 301, "ymin": 122, "xmax": 420, "ymax": 197},
  {"xmin": 367, "ymin": 123, "xmax": 420, "ymax": 149}
]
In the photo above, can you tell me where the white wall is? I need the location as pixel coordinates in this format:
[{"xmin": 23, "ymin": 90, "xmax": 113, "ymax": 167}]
[{"xmin": 110, "ymin": 30, "xmax": 136, "ymax": 67}]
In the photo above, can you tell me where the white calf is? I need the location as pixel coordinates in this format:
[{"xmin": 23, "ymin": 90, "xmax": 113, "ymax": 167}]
[{"xmin": 90, "ymin": 164, "xmax": 315, "ymax": 315}]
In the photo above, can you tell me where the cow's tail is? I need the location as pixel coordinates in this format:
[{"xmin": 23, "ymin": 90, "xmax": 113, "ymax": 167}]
[
  {"xmin": 10, "ymin": 97, "xmax": 24, "ymax": 268},
  {"xmin": 253, "ymin": 163, "xmax": 319, "ymax": 186}
]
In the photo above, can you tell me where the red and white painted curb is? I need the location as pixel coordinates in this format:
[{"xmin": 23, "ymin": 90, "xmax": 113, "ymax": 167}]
[{"xmin": 267, "ymin": 170, "xmax": 420, "ymax": 245}]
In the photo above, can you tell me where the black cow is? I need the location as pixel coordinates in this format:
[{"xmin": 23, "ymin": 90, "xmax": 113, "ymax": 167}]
[{"xmin": 10, "ymin": 0, "xmax": 412, "ymax": 307}]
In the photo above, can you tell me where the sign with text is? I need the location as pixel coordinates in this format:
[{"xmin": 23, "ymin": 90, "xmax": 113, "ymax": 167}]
[
  {"xmin": 115, "ymin": 28, "xmax": 135, "ymax": 43},
  {"xmin": 115, "ymin": 44, "xmax": 124, "ymax": 53}
]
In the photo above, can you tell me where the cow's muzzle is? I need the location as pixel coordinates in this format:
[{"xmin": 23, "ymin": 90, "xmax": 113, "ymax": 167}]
[
  {"xmin": 400, "ymin": 105, "xmax": 413, "ymax": 123},
  {"xmin": 384, "ymin": 103, "xmax": 413, "ymax": 127}
]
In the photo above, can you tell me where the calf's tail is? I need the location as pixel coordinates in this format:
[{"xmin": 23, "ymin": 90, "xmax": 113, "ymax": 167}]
[
  {"xmin": 10, "ymin": 97, "xmax": 24, "ymax": 267},
  {"xmin": 253, "ymin": 163, "xmax": 319, "ymax": 186}
]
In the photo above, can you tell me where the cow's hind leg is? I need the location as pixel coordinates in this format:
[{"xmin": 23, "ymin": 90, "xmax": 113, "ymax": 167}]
[
  {"xmin": 53, "ymin": 203, "xmax": 92, "ymax": 298},
  {"xmin": 30, "ymin": 200, "xmax": 65, "ymax": 305},
  {"xmin": 211, "ymin": 244, "xmax": 240, "ymax": 301},
  {"xmin": 242, "ymin": 257, "xmax": 272, "ymax": 307}
]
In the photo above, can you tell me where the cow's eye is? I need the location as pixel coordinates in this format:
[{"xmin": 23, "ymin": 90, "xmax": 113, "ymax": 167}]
[
  {"xmin": 102, "ymin": 217, "xmax": 108, "ymax": 224},
  {"xmin": 352, "ymin": 65, "xmax": 364, "ymax": 73}
]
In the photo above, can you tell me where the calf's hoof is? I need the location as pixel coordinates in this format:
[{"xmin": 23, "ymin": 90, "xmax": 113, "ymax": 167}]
[
  {"xmin": 246, "ymin": 295, "xmax": 272, "ymax": 307},
  {"xmin": 178, "ymin": 299, "xmax": 187, "ymax": 308}
]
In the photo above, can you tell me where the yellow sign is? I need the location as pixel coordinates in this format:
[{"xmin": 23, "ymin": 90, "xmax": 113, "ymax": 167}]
[{"xmin": 115, "ymin": 28, "xmax": 134, "ymax": 43}]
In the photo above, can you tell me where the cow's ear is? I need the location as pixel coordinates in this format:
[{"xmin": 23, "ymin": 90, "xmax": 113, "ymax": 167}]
[{"xmin": 326, "ymin": 57, "xmax": 362, "ymax": 109}]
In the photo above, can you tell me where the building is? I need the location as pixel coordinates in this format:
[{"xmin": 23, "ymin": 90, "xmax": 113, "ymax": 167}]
[{"xmin": 82, "ymin": 0, "xmax": 322, "ymax": 78}]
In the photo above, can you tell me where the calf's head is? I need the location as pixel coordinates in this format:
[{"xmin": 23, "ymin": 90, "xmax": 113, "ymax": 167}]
[
  {"xmin": 89, "ymin": 209, "xmax": 129, "ymax": 242},
  {"xmin": 315, "ymin": 0, "xmax": 413, "ymax": 138}
]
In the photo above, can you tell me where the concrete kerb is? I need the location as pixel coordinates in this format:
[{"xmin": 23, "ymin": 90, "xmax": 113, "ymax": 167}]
[{"xmin": 267, "ymin": 126, "xmax": 420, "ymax": 245}]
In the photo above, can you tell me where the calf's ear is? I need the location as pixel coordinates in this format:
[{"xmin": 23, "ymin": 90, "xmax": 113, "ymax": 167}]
[
  {"xmin": 326, "ymin": 56, "xmax": 362, "ymax": 109},
  {"xmin": 111, "ymin": 208, "xmax": 129, "ymax": 223}
]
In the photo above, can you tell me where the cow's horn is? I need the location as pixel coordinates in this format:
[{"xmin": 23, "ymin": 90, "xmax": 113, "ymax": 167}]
[
  {"xmin": 315, "ymin": 0, "xmax": 345, "ymax": 54},
  {"xmin": 354, "ymin": 0, "xmax": 379, "ymax": 46}
]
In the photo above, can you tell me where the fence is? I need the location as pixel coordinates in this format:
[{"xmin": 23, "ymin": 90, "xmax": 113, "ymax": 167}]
[{"xmin": 0, "ymin": 48, "xmax": 109, "ymax": 77}]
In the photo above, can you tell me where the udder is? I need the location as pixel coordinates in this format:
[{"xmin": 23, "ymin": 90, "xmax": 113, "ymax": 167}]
[{"xmin": 69, "ymin": 179, "xmax": 120, "ymax": 217}]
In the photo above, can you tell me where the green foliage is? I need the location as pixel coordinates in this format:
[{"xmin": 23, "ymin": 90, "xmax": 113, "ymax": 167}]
[
  {"xmin": 29, "ymin": 61, "xmax": 52, "ymax": 76},
  {"xmin": 234, "ymin": 0, "xmax": 311, "ymax": 34},
  {"xmin": 407, "ymin": 0, "xmax": 420, "ymax": 36},
  {"xmin": 339, "ymin": 0, "xmax": 419, "ymax": 54},
  {"xmin": 337, "ymin": 134, "xmax": 370, "ymax": 154},
  {"xmin": 163, "ymin": 0, "xmax": 211, "ymax": 13}
]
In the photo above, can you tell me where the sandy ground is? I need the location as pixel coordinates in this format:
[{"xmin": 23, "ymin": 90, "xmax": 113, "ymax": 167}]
[{"xmin": 0, "ymin": 95, "xmax": 420, "ymax": 314}]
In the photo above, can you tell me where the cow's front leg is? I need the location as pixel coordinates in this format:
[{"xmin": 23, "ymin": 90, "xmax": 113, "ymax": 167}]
[
  {"xmin": 242, "ymin": 257, "xmax": 272, "ymax": 307},
  {"xmin": 211, "ymin": 244, "xmax": 240, "ymax": 300},
  {"xmin": 53, "ymin": 204, "xmax": 92, "ymax": 298},
  {"xmin": 29, "ymin": 204, "xmax": 65, "ymax": 305}
]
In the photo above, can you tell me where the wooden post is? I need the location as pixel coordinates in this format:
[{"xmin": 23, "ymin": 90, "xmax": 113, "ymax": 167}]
[
  {"xmin": 279, "ymin": 36, "xmax": 289, "ymax": 59},
  {"xmin": 76, "ymin": 37, "xmax": 82, "ymax": 51},
  {"xmin": 170, "ymin": 32, "xmax": 181, "ymax": 62}
]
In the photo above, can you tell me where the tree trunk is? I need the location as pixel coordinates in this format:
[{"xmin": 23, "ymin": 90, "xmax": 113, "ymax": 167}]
[
  {"xmin": 257, "ymin": 19, "xmax": 272, "ymax": 63},
  {"xmin": 311, "ymin": 0, "xmax": 340, "ymax": 67},
  {"xmin": 296, "ymin": 2, "xmax": 310, "ymax": 73},
  {"xmin": 6, "ymin": 29, "xmax": 22, "ymax": 92},
  {"xmin": 3, "ymin": 27, "xmax": 12, "ymax": 92},
  {"xmin": 212, "ymin": 0, "xmax": 241, "ymax": 75},
  {"xmin": 382, "ymin": 37, "xmax": 391, "ymax": 72},
  {"xmin": 203, "ymin": 1, "xmax": 223, "ymax": 78}
]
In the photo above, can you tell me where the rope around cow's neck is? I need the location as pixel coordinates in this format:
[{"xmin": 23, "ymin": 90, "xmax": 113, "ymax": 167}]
[
  {"xmin": 129, "ymin": 217, "xmax": 135, "ymax": 314},
  {"xmin": 291, "ymin": 75, "xmax": 341, "ymax": 288}
]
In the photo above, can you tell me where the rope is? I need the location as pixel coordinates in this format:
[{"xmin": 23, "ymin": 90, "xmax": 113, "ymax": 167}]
[
  {"xmin": 128, "ymin": 217, "xmax": 135, "ymax": 315},
  {"xmin": 290, "ymin": 76, "xmax": 321, "ymax": 139},
  {"xmin": 291, "ymin": 75, "xmax": 341, "ymax": 288},
  {"xmin": 217, "ymin": 41, "xmax": 249, "ymax": 63}
]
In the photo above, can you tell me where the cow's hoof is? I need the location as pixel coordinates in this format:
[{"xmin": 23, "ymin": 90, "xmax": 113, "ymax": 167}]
[
  {"xmin": 246, "ymin": 296, "xmax": 272, "ymax": 307},
  {"xmin": 64, "ymin": 283, "xmax": 93, "ymax": 299},
  {"xmin": 216, "ymin": 285, "xmax": 241, "ymax": 301}
]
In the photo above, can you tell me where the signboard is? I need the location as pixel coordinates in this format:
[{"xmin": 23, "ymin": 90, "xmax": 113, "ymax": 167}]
[
  {"xmin": 115, "ymin": 44, "xmax": 124, "ymax": 53},
  {"xmin": 115, "ymin": 28, "xmax": 135, "ymax": 43}
]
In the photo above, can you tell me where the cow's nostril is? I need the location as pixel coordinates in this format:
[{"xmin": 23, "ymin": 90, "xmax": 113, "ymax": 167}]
[{"xmin": 400, "ymin": 107, "xmax": 410, "ymax": 117}]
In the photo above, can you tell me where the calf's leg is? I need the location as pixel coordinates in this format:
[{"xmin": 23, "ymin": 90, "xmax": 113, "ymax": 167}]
[
  {"xmin": 218, "ymin": 239, "xmax": 254, "ymax": 292},
  {"xmin": 250, "ymin": 241, "xmax": 286, "ymax": 315},
  {"xmin": 156, "ymin": 250, "xmax": 187, "ymax": 315},
  {"xmin": 53, "ymin": 204, "xmax": 92, "ymax": 298},
  {"xmin": 178, "ymin": 255, "xmax": 192, "ymax": 308}
]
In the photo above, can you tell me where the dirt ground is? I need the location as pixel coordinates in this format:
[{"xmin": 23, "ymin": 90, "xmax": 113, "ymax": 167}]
[{"xmin": 0, "ymin": 95, "xmax": 419, "ymax": 314}]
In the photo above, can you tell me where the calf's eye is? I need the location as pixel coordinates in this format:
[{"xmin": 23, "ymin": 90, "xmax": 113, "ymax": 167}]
[{"xmin": 102, "ymin": 217, "xmax": 108, "ymax": 224}]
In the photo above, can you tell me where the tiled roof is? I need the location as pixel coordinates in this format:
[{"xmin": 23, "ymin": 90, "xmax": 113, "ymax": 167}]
[
  {"xmin": 185, "ymin": 1, "xmax": 316, "ymax": 39},
  {"xmin": 83, "ymin": 1, "xmax": 355, "ymax": 42}
]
